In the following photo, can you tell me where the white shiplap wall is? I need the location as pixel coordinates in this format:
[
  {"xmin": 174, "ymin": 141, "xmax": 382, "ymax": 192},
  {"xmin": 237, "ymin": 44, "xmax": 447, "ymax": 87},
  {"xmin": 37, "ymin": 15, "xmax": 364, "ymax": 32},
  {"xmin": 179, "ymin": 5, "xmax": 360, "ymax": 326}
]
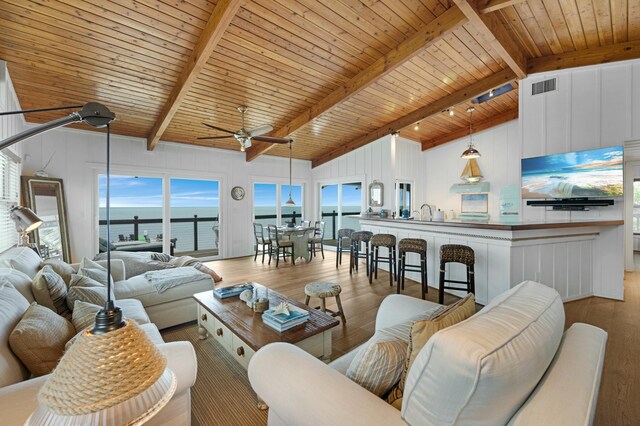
[
  {"xmin": 311, "ymin": 135, "xmax": 424, "ymax": 218},
  {"xmin": 0, "ymin": 61, "xmax": 24, "ymax": 158},
  {"xmin": 21, "ymin": 128, "xmax": 312, "ymax": 261}
]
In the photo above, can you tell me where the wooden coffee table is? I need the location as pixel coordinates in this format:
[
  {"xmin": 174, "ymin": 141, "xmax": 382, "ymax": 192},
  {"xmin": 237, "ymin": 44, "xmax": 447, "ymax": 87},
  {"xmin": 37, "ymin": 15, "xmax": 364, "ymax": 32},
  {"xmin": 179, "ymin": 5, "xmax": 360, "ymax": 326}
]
[{"xmin": 193, "ymin": 283, "xmax": 340, "ymax": 370}]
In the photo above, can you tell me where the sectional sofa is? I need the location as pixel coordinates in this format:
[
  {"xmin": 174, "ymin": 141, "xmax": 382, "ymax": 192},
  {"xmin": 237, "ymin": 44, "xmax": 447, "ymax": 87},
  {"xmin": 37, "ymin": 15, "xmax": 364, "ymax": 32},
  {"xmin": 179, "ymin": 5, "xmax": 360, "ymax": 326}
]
[{"xmin": 0, "ymin": 247, "xmax": 207, "ymax": 425}]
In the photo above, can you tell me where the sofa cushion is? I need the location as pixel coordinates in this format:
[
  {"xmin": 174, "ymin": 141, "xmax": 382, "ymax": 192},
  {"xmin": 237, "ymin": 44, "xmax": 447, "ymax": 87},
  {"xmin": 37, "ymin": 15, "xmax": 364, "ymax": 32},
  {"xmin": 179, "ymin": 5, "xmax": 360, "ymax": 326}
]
[
  {"xmin": 31, "ymin": 265, "xmax": 72, "ymax": 320},
  {"xmin": 9, "ymin": 303, "xmax": 75, "ymax": 376},
  {"xmin": 0, "ymin": 281, "xmax": 31, "ymax": 387},
  {"xmin": 42, "ymin": 258, "xmax": 74, "ymax": 285},
  {"xmin": 0, "ymin": 268, "xmax": 34, "ymax": 303},
  {"xmin": 0, "ymin": 247, "xmax": 42, "ymax": 279},
  {"xmin": 402, "ymin": 281, "xmax": 564, "ymax": 426},
  {"xmin": 66, "ymin": 274, "xmax": 115, "ymax": 311},
  {"xmin": 114, "ymin": 273, "xmax": 213, "ymax": 308}
]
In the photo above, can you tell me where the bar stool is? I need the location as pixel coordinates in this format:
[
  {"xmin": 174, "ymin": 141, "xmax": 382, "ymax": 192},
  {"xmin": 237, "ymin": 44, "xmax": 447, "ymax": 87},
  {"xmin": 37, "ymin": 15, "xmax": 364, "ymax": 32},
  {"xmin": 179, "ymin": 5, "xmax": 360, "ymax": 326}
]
[
  {"xmin": 335, "ymin": 228, "xmax": 355, "ymax": 268},
  {"xmin": 349, "ymin": 231, "xmax": 373, "ymax": 275},
  {"xmin": 438, "ymin": 244, "xmax": 475, "ymax": 304},
  {"xmin": 398, "ymin": 238, "xmax": 427, "ymax": 300},
  {"xmin": 369, "ymin": 234, "xmax": 397, "ymax": 287}
]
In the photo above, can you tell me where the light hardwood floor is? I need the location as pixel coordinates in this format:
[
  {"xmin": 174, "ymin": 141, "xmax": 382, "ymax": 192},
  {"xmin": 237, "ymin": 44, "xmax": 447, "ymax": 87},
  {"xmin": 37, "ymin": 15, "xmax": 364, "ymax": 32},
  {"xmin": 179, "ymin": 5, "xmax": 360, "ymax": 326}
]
[{"xmin": 203, "ymin": 251, "xmax": 638, "ymax": 425}]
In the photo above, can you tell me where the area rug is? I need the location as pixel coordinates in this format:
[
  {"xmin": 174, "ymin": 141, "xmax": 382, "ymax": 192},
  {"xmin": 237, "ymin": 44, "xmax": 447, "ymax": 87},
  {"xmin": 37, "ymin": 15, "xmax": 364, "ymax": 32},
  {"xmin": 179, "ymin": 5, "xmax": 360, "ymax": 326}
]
[{"xmin": 161, "ymin": 324, "xmax": 268, "ymax": 426}]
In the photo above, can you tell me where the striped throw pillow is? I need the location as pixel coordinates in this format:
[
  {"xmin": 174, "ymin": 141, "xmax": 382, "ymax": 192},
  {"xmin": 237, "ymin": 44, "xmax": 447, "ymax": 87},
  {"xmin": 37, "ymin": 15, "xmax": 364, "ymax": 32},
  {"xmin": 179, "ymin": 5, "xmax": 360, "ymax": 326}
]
[
  {"xmin": 346, "ymin": 329, "xmax": 409, "ymax": 397},
  {"xmin": 66, "ymin": 274, "xmax": 115, "ymax": 311},
  {"xmin": 31, "ymin": 265, "xmax": 71, "ymax": 320}
]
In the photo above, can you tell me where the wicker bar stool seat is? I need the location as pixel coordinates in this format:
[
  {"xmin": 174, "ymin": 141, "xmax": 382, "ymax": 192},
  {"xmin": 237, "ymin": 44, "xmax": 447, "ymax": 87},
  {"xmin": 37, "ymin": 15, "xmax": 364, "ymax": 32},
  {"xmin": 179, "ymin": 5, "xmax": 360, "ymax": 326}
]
[
  {"xmin": 349, "ymin": 231, "xmax": 373, "ymax": 276},
  {"xmin": 304, "ymin": 281, "xmax": 346, "ymax": 324},
  {"xmin": 438, "ymin": 244, "xmax": 475, "ymax": 304},
  {"xmin": 335, "ymin": 228, "xmax": 355, "ymax": 268},
  {"xmin": 398, "ymin": 238, "xmax": 428, "ymax": 300},
  {"xmin": 369, "ymin": 233, "xmax": 397, "ymax": 287}
]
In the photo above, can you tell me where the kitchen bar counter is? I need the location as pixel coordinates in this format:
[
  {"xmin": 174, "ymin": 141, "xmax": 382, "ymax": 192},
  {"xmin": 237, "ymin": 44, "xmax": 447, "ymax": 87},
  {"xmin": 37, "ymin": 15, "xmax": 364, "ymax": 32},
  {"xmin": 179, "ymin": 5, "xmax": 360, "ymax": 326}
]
[{"xmin": 358, "ymin": 216, "xmax": 623, "ymax": 304}]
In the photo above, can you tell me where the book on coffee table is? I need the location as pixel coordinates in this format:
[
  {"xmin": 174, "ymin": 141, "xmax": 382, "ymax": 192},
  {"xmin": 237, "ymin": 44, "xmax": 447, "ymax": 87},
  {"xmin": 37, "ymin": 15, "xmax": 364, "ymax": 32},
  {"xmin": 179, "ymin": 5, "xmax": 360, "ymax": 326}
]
[
  {"xmin": 213, "ymin": 282, "xmax": 254, "ymax": 299},
  {"xmin": 262, "ymin": 316, "xmax": 309, "ymax": 332},
  {"xmin": 262, "ymin": 304, "xmax": 310, "ymax": 332}
]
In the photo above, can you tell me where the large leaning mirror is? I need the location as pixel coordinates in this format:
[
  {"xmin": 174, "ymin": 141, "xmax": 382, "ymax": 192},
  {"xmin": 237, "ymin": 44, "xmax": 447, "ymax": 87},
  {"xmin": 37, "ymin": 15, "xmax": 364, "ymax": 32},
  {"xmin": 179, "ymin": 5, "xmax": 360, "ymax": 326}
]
[
  {"xmin": 369, "ymin": 180, "xmax": 384, "ymax": 207},
  {"xmin": 21, "ymin": 176, "xmax": 72, "ymax": 262}
]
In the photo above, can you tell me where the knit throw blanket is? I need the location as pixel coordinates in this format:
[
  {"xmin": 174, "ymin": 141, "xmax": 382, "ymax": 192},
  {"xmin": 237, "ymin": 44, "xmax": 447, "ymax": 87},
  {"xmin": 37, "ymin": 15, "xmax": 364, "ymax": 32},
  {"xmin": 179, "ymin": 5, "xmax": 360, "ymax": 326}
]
[{"xmin": 144, "ymin": 267, "xmax": 209, "ymax": 293}]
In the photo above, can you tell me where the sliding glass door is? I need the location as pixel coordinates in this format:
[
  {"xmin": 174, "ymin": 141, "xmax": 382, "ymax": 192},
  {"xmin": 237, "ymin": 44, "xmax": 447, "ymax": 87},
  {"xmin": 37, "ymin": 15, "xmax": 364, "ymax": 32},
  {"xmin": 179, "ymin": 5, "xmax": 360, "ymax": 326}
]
[
  {"xmin": 320, "ymin": 181, "xmax": 363, "ymax": 245},
  {"xmin": 98, "ymin": 174, "xmax": 164, "ymax": 251},
  {"xmin": 170, "ymin": 178, "xmax": 220, "ymax": 257}
]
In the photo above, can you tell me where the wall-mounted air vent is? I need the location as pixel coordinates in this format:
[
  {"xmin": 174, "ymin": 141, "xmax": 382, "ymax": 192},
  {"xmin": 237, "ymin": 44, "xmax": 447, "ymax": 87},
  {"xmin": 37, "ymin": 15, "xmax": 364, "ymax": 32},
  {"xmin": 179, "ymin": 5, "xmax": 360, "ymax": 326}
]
[{"xmin": 531, "ymin": 78, "xmax": 557, "ymax": 95}]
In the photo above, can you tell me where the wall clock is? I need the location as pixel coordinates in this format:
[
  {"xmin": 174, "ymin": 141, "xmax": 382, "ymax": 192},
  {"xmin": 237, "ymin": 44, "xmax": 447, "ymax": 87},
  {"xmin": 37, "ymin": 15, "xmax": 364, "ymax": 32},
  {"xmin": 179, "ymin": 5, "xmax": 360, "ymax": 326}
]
[{"xmin": 231, "ymin": 186, "xmax": 245, "ymax": 201}]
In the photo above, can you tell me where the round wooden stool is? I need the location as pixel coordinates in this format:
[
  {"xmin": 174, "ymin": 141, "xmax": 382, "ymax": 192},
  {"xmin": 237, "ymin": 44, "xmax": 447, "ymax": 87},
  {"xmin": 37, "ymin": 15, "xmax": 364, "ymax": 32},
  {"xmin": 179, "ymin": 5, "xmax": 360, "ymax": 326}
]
[{"xmin": 304, "ymin": 281, "xmax": 346, "ymax": 324}]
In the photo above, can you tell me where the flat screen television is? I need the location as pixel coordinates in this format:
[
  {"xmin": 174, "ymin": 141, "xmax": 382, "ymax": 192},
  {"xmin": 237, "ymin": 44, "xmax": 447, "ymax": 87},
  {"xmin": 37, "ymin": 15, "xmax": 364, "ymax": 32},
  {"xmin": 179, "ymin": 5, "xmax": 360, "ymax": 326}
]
[{"xmin": 521, "ymin": 146, "xmax": 623, "ymax": 199}]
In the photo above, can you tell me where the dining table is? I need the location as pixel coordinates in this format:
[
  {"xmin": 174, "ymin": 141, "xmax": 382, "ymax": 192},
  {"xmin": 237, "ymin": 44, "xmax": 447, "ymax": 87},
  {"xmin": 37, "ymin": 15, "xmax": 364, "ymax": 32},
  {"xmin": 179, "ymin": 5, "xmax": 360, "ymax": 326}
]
[{"xmin": 276, "ymin": 225, "xmax": 315, "ymax": 263}]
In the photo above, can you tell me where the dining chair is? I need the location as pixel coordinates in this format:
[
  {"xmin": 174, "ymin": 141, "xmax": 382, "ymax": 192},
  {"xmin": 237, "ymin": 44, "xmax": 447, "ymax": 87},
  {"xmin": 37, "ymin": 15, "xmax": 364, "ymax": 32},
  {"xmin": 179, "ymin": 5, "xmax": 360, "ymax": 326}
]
[
  {"xmin": 268, "ymin": 225, "xmax": 294, "ymax": 267},
  {"xmin": 301, "ymin": 220, "xmax": 311, "ymax": 227},
  {"xmin": 253, "ymin": 223, "xmax": 271, "ymax": 263},
  {"xmin": 308, "ymin": 221, "xmax": 325, "ymax": 259}
]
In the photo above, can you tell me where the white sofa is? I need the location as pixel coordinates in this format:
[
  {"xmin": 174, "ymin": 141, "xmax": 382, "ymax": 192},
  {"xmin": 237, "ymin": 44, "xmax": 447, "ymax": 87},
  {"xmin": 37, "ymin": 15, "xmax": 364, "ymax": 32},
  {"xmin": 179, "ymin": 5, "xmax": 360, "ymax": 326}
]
[
  {"xmin": 0, "ymin": 247, "xmax": 214, "ymax": 330},
  {"xmin": 0, "ymin": 247, "xmax": 198, "ymax": 425},
  {"xmin": 249, "ymin": 281, "xmax": 608, "ymax": 425}
]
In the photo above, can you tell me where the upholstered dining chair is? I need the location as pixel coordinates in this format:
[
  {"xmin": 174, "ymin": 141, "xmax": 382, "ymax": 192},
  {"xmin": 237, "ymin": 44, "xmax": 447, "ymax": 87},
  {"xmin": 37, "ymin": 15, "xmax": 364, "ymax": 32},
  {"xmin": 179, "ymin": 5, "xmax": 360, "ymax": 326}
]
[
  {"xmin": 253, "ymin": 223, "xmax": 271, "ymax": 263},
  {"xmin": 308, "ymin": 221, "xmax": 326, "ymax": 259},
  {"xmin": 268, "ymin": 225, "xmax": 294, "ymax": 267}
]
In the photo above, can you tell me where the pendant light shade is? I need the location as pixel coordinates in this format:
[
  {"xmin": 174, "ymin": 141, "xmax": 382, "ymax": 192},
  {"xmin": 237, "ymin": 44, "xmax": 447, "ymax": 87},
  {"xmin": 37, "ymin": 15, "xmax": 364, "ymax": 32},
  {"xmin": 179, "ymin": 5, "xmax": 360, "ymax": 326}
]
[
  {"xmin": 285, "ymin": 140, "xmax": 295, "ymax": 205},
  {"xmin": 461, "ymin": 107, "xmax": 481, "ymax": 159}
]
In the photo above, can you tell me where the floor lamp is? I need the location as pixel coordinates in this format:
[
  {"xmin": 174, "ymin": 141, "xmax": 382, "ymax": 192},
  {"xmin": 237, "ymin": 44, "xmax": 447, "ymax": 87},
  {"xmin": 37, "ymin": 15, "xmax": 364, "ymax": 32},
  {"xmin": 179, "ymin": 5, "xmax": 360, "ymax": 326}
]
[{"xmin": 0, "ymin": 103, "xmax": 176, "ymax": 425}]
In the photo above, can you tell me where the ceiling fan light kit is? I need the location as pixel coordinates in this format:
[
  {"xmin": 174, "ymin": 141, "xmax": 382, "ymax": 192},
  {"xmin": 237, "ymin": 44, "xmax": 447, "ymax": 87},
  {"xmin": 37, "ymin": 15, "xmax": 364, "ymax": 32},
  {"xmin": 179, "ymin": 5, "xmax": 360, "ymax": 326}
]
[{"xmin": 198, "ymin": 105, "xmax": 291, "ymax": 152}]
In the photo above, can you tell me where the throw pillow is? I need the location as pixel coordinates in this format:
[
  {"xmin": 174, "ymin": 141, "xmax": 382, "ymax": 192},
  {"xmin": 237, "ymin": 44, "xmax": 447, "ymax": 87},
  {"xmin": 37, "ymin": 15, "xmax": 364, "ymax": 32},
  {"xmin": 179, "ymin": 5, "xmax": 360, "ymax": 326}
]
[
  {"xmin": 9, "ymin": 302, "xmax": 75, "ymax": 376},
  {"xmin": 71, "ymin": 300, "xmax": 103, "ymax": 332},
  {"xmin": 80, "ymin": 257, "xmax": 106, "ymax": 271},
  {"xmin": 31, "ymin": 265, "xmax": 72, "ymax": 320},
  {"xmin": 346, "ymin": 329, "xmax": 409, "ymax": 397},
  {"xmin": 0, "ymin": 280, "xmax": 31, "ymax": 387},
  {"xmin": 398, "ymin": 294, "xmax": 476, "ymax": 394},
  {"xmin": 169, "ymin": 256, "xmax": 223, "ymax": 282},
  {"xmin": 42, "ymin": 258, "xmax": 74, "ymax": 286},
  {"xmin": 66, "ymin": 274, "xmax": 115, "ymax": 311},
  {"xmin": 78, "ymin": 267, "xmax": 114, "ymax": 287}
]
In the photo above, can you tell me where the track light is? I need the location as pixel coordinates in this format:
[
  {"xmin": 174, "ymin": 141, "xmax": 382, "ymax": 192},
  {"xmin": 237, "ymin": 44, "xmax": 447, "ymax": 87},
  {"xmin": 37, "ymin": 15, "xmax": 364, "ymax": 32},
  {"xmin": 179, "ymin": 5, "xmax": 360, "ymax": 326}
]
[
  {"xmin": 449, "ymin": 108, "xmax": 454, "ymax": 116},
  {"xmin": 489, "ymin": 89, "xmax": 494, "ymax": 97},
  {"xmin": 414, "ymin": 122, "xmax": 420, "ymax": 131}
]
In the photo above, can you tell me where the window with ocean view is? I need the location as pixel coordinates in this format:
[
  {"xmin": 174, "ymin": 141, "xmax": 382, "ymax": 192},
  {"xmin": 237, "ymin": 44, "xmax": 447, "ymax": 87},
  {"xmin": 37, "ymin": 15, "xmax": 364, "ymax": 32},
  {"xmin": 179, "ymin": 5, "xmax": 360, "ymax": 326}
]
[
  {"xmin": 170, "ymin": 178, "xmax": 219, "ymax": 257},
  {"xmin": 254, "ymin": 182, "xmax": 303, "ymax": 228},
  {"xmin": 99, "ymin": 175, "xmax": 221, "ymax": 258},
  {"xmin": 320, "ymin": 182, "xmax": 362, "ymax": 245},
  {"xmin": 99, "ymin": 174, "xmax": 163, "ymax": 247}
]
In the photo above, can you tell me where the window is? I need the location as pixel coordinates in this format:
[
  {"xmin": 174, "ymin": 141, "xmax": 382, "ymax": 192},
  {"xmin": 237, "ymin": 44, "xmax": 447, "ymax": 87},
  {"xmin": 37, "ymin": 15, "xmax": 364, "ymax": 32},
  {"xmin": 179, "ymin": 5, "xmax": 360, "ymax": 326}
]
[
  {"xmin": 0, "ymin": 150, "xmax": 20, "ymax": 252},
  {"xmin": 253, "ymin": 182, "xmax": 304, "ymax": 227},
  {"xmin": 170, "ymin": 178, "xmax": 220, "ymax": 257},
  {"xmin": 396, "ymin": 181, "xmax": 413, "ymax": 217},
  {"xmin": 320, "ymin": 181, "xmax": 363, "ymax": 245},
  {"xmin": 98, "ymin": 175, "xmax": 163, "ymax": 249}
]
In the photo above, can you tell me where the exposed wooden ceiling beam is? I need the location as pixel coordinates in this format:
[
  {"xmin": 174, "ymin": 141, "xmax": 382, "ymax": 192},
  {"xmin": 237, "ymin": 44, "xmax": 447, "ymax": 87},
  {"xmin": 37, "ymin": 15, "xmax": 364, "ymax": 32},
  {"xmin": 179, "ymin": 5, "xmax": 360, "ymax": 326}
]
[
  {"xmin": 146, "ymin": 0, "xmax": 241, "ymax": 151},
  {"xmin": 479, "ymin": 0, "xmax": 527, "ymax": 14},
  {"xmin": 245, "ymin": 6, "xmax": 468, "ymax": 162},
  {"xmin": 453, "ymin": 0, "xmax": 527, "ymax": 79},
  {"xmin": 527, "ymin": 40, "xmax": 640, "ymax": 75},
  {"xmin": 312, "ymin": 68, "xmax": 516, "ymax": 168},
  {"xmin": 421, "ymin": 108, "xmax": 518, "ymax": 150}
]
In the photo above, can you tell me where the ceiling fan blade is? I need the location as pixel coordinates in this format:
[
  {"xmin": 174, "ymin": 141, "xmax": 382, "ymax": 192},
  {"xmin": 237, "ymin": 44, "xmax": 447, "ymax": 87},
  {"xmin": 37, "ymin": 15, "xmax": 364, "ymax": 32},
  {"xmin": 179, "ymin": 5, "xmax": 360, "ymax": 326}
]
[
  {"xmin": 248, "ymin": 124, "xmax": 273, "ymax": 137},
  {"xmin": 250, "ymin": 135, "xmax": 291, "ymax": 144},
  {"xmin": 202, "ymin": 123, "xmax": 236, "ymax": 134},
  {"xmin": 197, "ymin": 136, "xmax": 235, "ymax": 140}
]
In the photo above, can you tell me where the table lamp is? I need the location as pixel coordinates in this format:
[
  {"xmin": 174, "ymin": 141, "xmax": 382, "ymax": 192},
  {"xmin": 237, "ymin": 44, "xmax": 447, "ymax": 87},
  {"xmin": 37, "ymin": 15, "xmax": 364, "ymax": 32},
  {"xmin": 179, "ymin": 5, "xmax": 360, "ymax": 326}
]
[{"xmin": 9, "ymin": 205, "xmax": 43, "ymax": 247}]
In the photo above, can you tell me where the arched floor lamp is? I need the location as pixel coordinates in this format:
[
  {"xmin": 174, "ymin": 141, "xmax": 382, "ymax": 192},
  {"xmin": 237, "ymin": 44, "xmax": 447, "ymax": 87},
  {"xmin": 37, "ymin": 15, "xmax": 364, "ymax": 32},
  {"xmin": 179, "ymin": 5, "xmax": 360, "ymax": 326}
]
[{"xmin": 0, "ymin": 103, "xmax": 176, "ymax": 425}]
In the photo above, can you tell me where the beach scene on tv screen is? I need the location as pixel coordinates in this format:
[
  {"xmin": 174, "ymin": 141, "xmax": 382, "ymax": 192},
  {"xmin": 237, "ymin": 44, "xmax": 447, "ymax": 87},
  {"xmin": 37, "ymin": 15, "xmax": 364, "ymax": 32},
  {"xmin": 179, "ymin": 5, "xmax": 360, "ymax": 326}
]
[{"xmin": 521, "ymin": 146, "xmax": 623, "ymax": 199}]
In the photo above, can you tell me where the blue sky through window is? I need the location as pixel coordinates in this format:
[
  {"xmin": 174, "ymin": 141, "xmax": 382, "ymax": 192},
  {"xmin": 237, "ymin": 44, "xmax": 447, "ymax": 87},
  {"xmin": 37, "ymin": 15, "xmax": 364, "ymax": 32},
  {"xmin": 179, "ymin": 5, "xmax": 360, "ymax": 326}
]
[{"xmin": 99, "ymin": 175, "xmax": 219, "ymax": 207}]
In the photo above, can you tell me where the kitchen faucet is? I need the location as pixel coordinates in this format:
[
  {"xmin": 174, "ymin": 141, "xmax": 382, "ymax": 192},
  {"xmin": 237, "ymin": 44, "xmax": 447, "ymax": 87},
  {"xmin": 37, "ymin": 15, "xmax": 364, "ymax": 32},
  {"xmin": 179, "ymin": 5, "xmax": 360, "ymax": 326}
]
[{"xmin": 419, "ymin": 203, "xmax": 433, "ymax": 221}]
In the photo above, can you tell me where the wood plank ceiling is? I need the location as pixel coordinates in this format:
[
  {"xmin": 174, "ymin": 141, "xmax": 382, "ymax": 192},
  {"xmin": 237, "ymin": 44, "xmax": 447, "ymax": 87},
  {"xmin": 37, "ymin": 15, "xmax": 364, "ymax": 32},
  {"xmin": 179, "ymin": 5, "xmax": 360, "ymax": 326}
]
[{"xmin": 0, "ymin": 0, "xmax": 639, "ymax": 166}]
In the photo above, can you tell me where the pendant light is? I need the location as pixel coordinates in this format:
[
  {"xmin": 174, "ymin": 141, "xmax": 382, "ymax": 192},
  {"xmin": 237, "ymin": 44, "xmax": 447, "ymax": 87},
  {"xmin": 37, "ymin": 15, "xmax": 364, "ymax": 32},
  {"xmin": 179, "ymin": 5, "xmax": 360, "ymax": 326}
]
[
  {"xmin": 285, "ymin": 140, "xmax": 295, "ymax": 205},
  {"xmin": 461, "ymin": 107, "xmax": 481, "ymax": 159}
]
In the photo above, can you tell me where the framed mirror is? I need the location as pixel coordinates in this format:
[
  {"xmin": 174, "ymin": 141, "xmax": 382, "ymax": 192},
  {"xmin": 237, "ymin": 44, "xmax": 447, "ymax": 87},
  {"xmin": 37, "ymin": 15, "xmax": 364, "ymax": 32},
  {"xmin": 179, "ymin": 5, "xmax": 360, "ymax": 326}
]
[
  {"xmin": 369, "ymin": 180, "xmax": 384, "ymax": 207},
  {"xmin": 21, "ymin": 176, "xmax": 72, "ymax": 262}
]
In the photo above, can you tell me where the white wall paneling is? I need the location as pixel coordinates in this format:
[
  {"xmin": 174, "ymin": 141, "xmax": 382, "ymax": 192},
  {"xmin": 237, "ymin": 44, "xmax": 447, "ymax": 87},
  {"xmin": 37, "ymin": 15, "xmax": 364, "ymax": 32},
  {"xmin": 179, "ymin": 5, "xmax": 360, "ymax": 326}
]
[{"xmin": 21, "ymin": 128, "xmax": 312, "ymax": 261}]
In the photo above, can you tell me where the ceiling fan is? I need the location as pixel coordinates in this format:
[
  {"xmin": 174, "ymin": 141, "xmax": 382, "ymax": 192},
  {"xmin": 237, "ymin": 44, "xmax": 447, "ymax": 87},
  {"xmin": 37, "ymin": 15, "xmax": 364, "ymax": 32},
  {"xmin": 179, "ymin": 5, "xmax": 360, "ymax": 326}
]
[{"xmin": 198, "ymin": 105, "xmax": 291, "ymax": 152}]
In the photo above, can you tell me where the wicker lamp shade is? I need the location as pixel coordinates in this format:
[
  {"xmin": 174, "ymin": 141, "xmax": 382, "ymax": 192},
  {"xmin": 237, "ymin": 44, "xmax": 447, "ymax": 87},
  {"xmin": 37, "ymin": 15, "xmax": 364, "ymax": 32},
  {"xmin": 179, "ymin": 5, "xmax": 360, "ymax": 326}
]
[{"xmin": 27, "ymin": 320, "xmax": 177, "ymax": 425}]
